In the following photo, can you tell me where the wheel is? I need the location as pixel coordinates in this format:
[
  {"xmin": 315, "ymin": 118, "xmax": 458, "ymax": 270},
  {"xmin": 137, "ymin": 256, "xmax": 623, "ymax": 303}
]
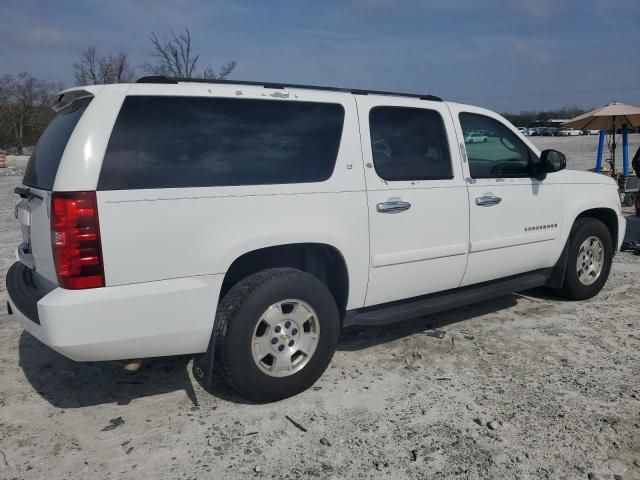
[
  {"xmin": 558, "ymin": 218, "xmax": 613, "ymax": 300},
  {"xmin": 483, "ymin": 137, "xmax": 487, "ymax": 143},
  {"xmin": 213, "ymin": 268, "xmax": 339, "ymax": 402}
]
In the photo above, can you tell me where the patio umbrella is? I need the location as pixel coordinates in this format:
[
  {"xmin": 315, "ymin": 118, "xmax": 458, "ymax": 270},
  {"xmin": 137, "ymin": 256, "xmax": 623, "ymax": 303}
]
[{"xmin": 565, "ymin": 102, "xmax": 640, "ymax": 175}]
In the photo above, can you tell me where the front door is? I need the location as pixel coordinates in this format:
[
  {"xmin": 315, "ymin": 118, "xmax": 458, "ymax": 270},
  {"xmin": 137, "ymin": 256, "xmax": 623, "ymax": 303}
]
[
  {"xmin": 356, "ymin": 96, "xmax": 469, "ymax": 307},
  {"xmin": 448, "ymin": 105, "xmax": 564, "ymax": 287}
]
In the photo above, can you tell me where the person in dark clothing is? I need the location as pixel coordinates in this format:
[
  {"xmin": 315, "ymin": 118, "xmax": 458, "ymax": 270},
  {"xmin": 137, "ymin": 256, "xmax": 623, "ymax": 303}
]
[{"xmin": 633, "ymin": 144, "xmax": 640, "ymax": 177}]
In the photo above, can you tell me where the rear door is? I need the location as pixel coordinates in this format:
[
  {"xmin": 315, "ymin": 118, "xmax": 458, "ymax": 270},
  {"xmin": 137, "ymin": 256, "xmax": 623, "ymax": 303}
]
[
  {"xmin": 356, "ymin": 96, "xmax": 469, "ymax": 307},
  {"xmin": 16, "ymin": 96, "xmax": 93, "ymax": 286}
]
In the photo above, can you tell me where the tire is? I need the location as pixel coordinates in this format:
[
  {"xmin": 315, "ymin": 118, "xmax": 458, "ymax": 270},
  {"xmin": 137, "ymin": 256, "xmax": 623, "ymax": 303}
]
[
  {"xmin": 558, "ymin": 218, "xmax": 613, "ymax": 300},
  {"xmin": 213, "ymin": 268, "xmax": 339, "ymax": 402}
]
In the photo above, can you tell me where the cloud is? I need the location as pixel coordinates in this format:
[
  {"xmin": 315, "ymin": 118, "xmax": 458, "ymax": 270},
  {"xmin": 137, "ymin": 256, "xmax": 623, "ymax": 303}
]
[
  {"xmin": 499, "ymin": 0, "xmax": 559, "ymax": 21},
  {"xmin": 17, "ymin": 27, "xmax": 75, "ymax": 48}
]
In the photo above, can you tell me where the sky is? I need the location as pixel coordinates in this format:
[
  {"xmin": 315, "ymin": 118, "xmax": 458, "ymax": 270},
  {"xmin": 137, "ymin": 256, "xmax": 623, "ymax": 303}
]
[{"xmin": 1, "ymin": 0, "xmax": 639, "ymax": 113}]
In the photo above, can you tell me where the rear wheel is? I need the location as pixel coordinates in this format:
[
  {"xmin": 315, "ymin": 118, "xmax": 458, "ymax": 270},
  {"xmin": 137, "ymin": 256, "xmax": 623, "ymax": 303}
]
[
  {"xmin": 558, "ymin": 218, "xmax": 613, "ymax": 300},
  {"xmin": 214, "ymin": 268, "xmax": 339, "ymax": 402}
]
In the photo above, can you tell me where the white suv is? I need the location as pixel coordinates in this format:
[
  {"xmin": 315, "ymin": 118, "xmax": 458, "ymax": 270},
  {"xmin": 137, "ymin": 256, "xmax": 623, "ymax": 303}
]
[{"xmin": 6, "ymin": 77, "xmax": 625, "ymax": 401}]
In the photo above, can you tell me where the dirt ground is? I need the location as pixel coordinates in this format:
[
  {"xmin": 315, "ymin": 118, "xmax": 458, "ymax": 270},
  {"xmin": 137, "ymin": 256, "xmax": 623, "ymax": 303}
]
[
  {"xmin": 1, "ymin": 153, "xmax": 640, "ymax": 479},
  {"xmin": 529, "ymin": 133, "xmax": 640, "ymax": 172}
]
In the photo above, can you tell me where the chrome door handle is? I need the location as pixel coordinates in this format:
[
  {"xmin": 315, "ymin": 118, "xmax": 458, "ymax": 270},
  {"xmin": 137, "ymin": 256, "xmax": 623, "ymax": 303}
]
[
  {"xmin": 376, "ymin": 200, "xmax": 412, "ymax": 213},
  {"xmin": 475, "ymin": 195, "xmax": 502, "ymax": 207}
]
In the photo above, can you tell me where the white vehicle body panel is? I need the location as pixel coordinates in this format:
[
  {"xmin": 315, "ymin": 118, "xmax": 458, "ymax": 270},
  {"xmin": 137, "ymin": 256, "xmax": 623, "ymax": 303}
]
[
  {"xmin": 53, "ymin": 84, "xmax": 128, "ymax": 191},
  {"xmin": 8, "ymin": 274, "xmax": 223, "ymax": 360},
  {"xmin": 6, "ymin": 82, "xmax": 626, "ymax": 362},
  {"xmin": 96, "ymin": 85, "xmax": 370, "ymax": 311}
]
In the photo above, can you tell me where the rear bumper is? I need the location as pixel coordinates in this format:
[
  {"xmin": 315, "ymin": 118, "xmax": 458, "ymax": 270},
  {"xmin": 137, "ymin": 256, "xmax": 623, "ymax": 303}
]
[
  {"xmin": 6, "ymin": 262, "xmax": 222, "ymax": 361},
  {"xmin": 6, "ymin": 262, "xmax": 45, "ymax": 324}
]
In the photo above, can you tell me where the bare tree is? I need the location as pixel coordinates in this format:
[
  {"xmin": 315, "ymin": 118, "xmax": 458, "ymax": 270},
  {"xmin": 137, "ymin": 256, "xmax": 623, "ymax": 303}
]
[
  {"xmin": 0, "ymin": 73, "xmax": 59, "ymax": 154},
  {"xmin": 203, "ymin": 61, "xmax": 237, "ymax": 80},
  {"xmin": 145, "ymin": 28, "xmax": 236, "ymax": 79},
  {"xmin": 74, "ymin": 47, "xmax": 135, "ymax": 85}
]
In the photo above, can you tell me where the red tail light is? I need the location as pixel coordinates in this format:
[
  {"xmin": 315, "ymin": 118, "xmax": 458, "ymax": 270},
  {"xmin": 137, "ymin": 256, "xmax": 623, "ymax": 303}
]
[{"xmin": 51, "ymin": 191, "xmax": 105, "ymax": 289}]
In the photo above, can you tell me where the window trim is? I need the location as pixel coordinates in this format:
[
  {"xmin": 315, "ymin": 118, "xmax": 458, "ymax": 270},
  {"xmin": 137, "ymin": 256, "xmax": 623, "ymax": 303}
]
[
  {"xmin": 459, "ymin": 112, "xmax": 537, "ymax": 180},
  {"xmin": 369, "ymin": 105, "xmax": 454, "ymax": 182}
]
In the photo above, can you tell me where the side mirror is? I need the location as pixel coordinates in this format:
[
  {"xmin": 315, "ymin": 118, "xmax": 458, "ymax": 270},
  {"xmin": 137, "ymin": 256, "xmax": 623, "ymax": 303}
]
[
  {"xmin": 541, "ymin": 149, "xmax": 566, "ymax": 173},
  {"xmin": 535, "ymin": 149, "xmax": 566, "ymax": 180}
]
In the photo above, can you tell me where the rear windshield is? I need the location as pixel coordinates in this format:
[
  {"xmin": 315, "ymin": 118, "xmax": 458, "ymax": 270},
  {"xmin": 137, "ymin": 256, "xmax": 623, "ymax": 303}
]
[
  {"xmin": 98, "ymin": 96, "xmax": 345, "ymax": 190},
  {"xmin": 23, "ymin": 97, "xmax": 92, "ymax": 190}
]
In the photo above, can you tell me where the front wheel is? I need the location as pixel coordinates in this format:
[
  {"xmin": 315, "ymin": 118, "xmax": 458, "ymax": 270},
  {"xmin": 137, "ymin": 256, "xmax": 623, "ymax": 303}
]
[
  {"xmin": 214, "ymin": 268, "xmax": 340, "ymax": 402},
  {"xmin": 558, "ymin": 218, "xmax": 613, "ymax": 300}
]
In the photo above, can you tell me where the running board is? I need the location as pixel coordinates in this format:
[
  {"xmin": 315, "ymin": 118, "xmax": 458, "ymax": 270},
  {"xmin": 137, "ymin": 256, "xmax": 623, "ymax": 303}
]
[{"xmin": 343, "ymin": 269, "xmax": 551, "ymax": 327}]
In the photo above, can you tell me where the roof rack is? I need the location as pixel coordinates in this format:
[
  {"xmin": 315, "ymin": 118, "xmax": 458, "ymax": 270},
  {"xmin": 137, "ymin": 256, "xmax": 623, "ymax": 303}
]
[{"xmin": 136, "ymin": 76, "xmax": 442, "ymax": 102}]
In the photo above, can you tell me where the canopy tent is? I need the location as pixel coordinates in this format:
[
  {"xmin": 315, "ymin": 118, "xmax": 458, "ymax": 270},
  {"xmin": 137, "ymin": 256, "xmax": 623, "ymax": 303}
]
[
  {"xmin": 565, "ymin": 102, "xmax": 640, "ymax": 131},
  {"xmin": 565, "ymin": 102, "xmax": 640, "ymax": 177}
]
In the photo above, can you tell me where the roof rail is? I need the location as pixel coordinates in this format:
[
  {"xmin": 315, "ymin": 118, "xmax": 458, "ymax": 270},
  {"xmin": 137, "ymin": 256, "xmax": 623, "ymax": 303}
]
[{"xmin": 136, "ymin": 76, "xmax": 443, "ymax": 102}]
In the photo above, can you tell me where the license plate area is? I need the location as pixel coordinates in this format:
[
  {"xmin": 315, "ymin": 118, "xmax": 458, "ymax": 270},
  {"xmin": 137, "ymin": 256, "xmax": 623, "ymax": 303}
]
[{"xmin": 17, "ymin": 202, "xmax": 31, "ymax": 227}]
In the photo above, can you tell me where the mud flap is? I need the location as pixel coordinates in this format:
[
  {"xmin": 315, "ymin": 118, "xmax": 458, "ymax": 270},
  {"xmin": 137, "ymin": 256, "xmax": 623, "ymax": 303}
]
[
  {"xmin": 192, "ymin": 339, "xmax": 216, "ymax": 391},
  {"xmin": 546, "ymin": 236, "xmax": 571, "ymax": 289}
]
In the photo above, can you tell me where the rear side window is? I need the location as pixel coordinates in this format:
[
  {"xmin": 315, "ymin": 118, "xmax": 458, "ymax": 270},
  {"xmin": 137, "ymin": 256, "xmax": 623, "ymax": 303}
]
[
  {"xmin": 23, "ymin": 97, "xmax": 92, "ymax": 190},
  {"xmin": 369, "ymin": 106, "xmax": 452, "ymax": 181},
  {"xmin": 98, "ymin": 96, "xmax": 345, "ymax": 190}
]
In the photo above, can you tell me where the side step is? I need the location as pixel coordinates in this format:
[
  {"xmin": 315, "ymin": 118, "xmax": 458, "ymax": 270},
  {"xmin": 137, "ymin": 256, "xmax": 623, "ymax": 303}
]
[{"xmin": 343, "ymin": 269, "xmax": 551, "ymax": 327}]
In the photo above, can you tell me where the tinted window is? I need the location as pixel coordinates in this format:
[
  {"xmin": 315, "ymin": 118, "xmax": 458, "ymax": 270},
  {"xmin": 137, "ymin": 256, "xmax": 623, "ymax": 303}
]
[
  {"xmin": 459, "ymin": 113, "xmax": 533, "ymax": 178},
  {"xmin": 369, "ymin": 107, "xmax": 452, "ymax": 181},
  {"xmin": 98, "ymin": 96, "xmax": 345, "ymax": 190},
  {"xmin": 23, "ymin": 97, "xmax": 92, "ymax": 190}
]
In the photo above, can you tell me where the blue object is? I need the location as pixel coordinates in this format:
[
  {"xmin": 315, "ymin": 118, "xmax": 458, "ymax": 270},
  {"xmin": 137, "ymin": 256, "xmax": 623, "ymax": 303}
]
[
  {"xmin": 623, "ymin": 124, "xmax": 629, "ymax": 177},
  {"xmin": 596, "ymin": 129, "xmax": 605, "ymax": 172}
]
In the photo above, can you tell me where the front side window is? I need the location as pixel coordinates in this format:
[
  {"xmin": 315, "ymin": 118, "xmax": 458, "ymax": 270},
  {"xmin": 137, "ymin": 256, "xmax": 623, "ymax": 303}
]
[
  {"xmin": 98, "ymin": 96, "xmax": 345, "ymax": 190},
  {"xmin": 369, "ymin": 106, "xmax": 452, "ymax": 181},
  {"xmin": 460, "ymin": 112, "xmax": 533, "ymax": 179}
]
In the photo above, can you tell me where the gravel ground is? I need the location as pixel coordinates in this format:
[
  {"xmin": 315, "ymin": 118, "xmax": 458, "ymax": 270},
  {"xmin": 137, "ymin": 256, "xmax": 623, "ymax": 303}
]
[{"xmin": 1, "ymin": 152, "xmax": 640, "ymax": 479}]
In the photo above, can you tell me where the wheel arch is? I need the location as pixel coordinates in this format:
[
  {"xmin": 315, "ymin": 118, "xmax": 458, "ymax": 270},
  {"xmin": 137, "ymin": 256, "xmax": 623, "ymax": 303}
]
[
  {"xmin": 220, "ymin": 243, "xmax": 350, "ymax": 313},
  {"xmin": 548, "ymin": 206, "xmax": 619, "ymax": 289},
  {"xmin": 574, "ymin": 207, "xmax": 619, "ymax": 249}
]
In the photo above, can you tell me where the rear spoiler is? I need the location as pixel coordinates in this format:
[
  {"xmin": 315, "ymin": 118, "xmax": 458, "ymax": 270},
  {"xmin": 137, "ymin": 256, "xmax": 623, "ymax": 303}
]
[{"xmin": 52, "ymin": 89, "xmax": 95, "ymax": 112}]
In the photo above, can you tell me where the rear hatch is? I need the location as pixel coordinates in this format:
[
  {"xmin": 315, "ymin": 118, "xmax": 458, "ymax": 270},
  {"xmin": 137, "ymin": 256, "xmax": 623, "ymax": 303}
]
[{"xmin": 15, "ymin": 94, "xmax": 93, "ymax": 288}]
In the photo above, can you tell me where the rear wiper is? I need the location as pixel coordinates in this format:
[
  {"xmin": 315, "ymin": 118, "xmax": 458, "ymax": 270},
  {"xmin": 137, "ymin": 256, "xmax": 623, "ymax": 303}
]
[{"xmin": 14, "ymin": 186, "xmax": 43, "ymax": 200}]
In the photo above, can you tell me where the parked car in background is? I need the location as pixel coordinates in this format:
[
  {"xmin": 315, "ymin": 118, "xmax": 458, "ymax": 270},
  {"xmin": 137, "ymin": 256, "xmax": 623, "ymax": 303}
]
[
  {"xmin": 6, "ymin": 77, "xmax": 626, "ymax": 402},
  {"xmin": 517, "ymin": 127, "xmax": 528, "ymax": 136},
  {"xmin": 542, "ymin": 127, "xmax": 560, "ymax": 136},
  {"xmin": 558, "ymin": 128, "xmax": 582, "ymax": 137},
  {"xmin": 583, "ymin": 129, "xmax": 600, "ymax": 135},
  {"xmin": 464, "ymin": 132, "xmax": 488, "ymax": 143}
]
